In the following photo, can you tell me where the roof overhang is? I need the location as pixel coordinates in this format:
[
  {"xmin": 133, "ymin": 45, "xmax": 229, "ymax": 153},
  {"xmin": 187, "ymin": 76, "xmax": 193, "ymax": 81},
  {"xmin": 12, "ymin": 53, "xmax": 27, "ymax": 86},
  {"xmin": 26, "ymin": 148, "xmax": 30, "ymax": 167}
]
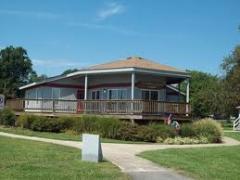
[{"xmin": 19, "ymin": 67, "xmax": 190, "ymax": 90}]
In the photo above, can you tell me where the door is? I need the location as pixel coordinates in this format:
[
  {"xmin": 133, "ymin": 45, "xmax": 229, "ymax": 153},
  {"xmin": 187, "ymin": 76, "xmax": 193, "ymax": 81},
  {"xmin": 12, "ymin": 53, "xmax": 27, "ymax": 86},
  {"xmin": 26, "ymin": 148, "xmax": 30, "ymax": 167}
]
[{"xmin": 77, "ymin": 90, "xmax": 84, "ymax": 113}]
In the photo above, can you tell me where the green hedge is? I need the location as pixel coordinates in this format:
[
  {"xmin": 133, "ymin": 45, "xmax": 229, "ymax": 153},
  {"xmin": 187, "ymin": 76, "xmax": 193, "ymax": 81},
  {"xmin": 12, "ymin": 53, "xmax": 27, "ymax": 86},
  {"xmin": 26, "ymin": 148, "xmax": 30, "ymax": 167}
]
[
  {"xmin": 15, "ymin": 114, "xmax": 176, "ymax": 142},
  {"xmin": 0, "ymin": 108, "xmax": 16, "ymax": 126},
  {"xmin": 0, "ymin": 109, "xmax": 223, "ymax": 143}
]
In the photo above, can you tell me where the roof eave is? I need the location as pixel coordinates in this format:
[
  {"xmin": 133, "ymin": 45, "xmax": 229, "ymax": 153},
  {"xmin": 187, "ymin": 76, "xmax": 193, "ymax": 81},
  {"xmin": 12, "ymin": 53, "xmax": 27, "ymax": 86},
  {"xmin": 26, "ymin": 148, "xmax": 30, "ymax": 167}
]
[{"xmin": 19, "ymin": 67, "xmax": 190, "ymax": 90}]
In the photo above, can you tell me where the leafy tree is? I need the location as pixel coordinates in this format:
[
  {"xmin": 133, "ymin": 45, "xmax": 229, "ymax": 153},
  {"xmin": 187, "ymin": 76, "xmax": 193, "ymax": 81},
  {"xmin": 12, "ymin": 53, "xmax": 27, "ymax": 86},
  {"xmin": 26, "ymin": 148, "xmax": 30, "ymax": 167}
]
[
  {"xmin": 221, "ymin": 45, "xmax": 240, "ymax": 116},
  {"xmin": 61, "ymin": 69, "xmax": 78, "ymax": 75},
  {"xmin": 184, "ymin": 70, "xmax": 225, "ymax": 117},
  {"xmin": 0, "ymin": 46, "xmax": 33, "ymax": 98},
  {"xmin": 29, "ymin": 71, "xmax": 48, "ymax": 83}
]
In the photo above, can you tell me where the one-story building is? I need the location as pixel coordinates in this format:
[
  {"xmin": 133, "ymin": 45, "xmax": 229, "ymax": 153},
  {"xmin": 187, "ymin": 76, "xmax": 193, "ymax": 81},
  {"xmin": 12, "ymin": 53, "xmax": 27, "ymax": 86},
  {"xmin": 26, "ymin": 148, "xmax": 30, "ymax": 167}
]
[{"xmin": 15, "ymin": 56, "xmax": 190, "ymax": 121}]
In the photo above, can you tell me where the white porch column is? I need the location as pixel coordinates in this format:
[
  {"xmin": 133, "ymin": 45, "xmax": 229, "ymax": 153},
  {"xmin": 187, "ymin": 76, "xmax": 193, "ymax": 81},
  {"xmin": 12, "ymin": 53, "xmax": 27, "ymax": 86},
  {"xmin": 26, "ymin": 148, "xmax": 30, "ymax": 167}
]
[
  {"xmin": 186, "ymin": 78, "xmax": 190, "ymax": 115},
  {"xmin": 84, "ymin": 75, "xmax": 88, "ymax": 100},
  {"xmin": 186, "ymin": 79, "xmax": 190, "ymax": 103},
  {"xmin": 131, "ymin": 72, "xmax": 135, "ymax": 100}
]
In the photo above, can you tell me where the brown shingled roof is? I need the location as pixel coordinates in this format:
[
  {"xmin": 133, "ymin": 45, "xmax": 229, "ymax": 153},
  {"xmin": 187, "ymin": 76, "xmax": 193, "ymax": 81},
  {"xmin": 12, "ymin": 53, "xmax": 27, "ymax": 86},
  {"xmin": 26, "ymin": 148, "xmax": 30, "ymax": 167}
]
[{"xmin": 89, "ymin": 56, "xmax": 185, "ymax": 73}]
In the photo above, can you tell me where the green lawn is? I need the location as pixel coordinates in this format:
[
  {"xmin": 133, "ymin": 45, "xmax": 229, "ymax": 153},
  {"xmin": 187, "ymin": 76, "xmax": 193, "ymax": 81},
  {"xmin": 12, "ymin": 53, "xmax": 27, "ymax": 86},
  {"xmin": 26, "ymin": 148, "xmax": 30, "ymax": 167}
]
[
  {"xmin": 139, "ymin": 146, "xmax": 240, "ymax": 180},
  {"xmin": 0, "ymin": 136, "xmax": 129, "ymax": 180},
  {"xmin": 0, "ymin": 126, "xmax": 146, "ymax": 144},
  {"xmin": 224, "ymin": 131, "xmax": 240, "ymax": 141}
]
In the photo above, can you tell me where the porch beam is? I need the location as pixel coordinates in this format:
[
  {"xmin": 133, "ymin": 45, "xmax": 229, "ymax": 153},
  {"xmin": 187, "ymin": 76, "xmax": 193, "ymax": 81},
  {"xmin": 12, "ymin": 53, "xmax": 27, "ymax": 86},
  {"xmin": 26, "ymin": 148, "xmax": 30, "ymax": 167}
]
[
  {"xmin": 84, "ymin": 75, "xmax": 88, "ymax": 100},
  {"xmin": 131, "ymin": 72, "xmax": 135, "ymax": 100}
]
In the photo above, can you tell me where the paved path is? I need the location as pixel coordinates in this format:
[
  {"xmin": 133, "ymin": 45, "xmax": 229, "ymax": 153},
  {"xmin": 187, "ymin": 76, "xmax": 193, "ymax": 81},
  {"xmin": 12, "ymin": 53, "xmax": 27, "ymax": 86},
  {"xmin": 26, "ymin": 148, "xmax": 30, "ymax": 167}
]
[
  {"xmin": 224, "ymin": 130, "xmax": 240, "ymax": 132},
  {"xmin": 0, "ymin": 132, "xmax": 239, "ymax": 180}
]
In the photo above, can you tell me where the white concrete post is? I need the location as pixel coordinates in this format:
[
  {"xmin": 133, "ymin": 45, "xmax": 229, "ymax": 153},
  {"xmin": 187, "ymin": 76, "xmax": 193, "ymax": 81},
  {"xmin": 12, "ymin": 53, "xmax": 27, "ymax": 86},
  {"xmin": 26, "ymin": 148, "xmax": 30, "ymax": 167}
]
[
  {"xmin": 186, "ymin": 79, "xmax": 190, "ymax": 115},
  {"xmin": 131, "ymin": 72, "xmax": 135, "ymax": 100},
  {"xmin": 84, "ymin": 75, "xmax": 88, "ymax": 100}
]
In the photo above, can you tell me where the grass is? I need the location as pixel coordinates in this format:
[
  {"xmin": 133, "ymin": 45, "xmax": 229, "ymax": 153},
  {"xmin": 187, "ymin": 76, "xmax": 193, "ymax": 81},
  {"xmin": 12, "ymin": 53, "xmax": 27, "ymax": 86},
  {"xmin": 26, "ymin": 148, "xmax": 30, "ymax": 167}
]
[
  {"xmin": 139, "ymin": 146, "xmax": 240, "ymax": 180},
  {"xmin": 0, "ymin": 126, "xmax": 146, "ymax": 144},
  {"xmin": 220, "ymin": 120, "xmax": 233, "ymax": 130},
  {"xmin": 224, "ymin": 131, "xmax": 240, "ymax": 141},
  {"xmin": 0, "ymin": 136, "xmax": 129, "ymax": 180}
]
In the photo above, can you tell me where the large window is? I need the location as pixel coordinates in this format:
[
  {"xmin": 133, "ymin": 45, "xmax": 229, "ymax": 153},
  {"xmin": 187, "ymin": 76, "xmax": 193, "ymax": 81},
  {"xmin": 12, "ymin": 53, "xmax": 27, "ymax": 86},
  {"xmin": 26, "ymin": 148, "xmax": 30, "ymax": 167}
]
[
  {"xmin": 108, "ymin": 89, "xmax": 127, "ymax": 100},
  {"xmin": 52, "ymin": 88, "xmax": 60, "ymax": 99},
  {"xmin": 141, "ymin": 90, "xmax": 158, "ymax": 100},
  {"xmin": 92, "ymin": 90, "xmax": 101, "ymax": 100}
]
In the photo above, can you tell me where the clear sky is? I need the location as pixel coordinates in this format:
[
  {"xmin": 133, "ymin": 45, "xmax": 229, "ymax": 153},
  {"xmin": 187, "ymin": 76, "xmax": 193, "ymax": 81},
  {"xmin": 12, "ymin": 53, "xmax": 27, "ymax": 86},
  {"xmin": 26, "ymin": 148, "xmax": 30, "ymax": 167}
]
[{"xmin": 0, "ymin": 0, "xmax": 239, "ymax": 76}]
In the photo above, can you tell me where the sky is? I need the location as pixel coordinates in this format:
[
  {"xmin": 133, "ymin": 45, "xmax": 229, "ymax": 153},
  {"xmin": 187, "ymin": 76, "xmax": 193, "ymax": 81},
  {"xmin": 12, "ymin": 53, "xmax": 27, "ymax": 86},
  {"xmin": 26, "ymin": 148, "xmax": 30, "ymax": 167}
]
[{"xmin": 0, "ymin": 0, "xmax": 240, "ymax": 76}]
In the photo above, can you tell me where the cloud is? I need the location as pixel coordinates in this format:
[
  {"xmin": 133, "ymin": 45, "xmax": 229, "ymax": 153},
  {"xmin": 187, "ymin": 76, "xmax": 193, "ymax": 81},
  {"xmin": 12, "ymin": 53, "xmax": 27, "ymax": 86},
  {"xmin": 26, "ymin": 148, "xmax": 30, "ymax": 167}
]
[
  {"xmin": 67, "ymin": 22, "xmax": 149, "ymax": 36},
  {"xmin": 97, "ymin": 2, "xmax": 125, "ymax": 20},
  {"xmin": 32, "ymin": 59, "xmax": 89, "ymax": 68},
  {"xmin": 0, "ymin": 9, "xmax": 61, "ymax": 19}
]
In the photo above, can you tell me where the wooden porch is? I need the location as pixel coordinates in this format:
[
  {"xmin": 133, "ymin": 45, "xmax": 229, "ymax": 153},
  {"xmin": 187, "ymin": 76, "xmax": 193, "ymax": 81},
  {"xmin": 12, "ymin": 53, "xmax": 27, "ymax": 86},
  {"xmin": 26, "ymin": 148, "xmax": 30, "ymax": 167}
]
[{"xmin": 6, "ymin": 99, "xmax": 191, "ymax": 121}]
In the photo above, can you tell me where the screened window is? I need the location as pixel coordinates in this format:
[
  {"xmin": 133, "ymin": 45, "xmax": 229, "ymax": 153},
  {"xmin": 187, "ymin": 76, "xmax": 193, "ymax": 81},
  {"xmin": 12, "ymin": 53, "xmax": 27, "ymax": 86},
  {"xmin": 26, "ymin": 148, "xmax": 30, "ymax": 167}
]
[
  {"xmin": 52, "ymin": 88, "xmax": 60, "ymax": 99},
  {"xmin": 92, "ymin": 90, "xmax": 100, "ymax": 100},
  {"xmin": 151, "ymin": 91, "xmax": 158, "ymax": 100},
  {"xmin": 141, "ymin": 90, "xmax": 158, "ymax": 100},
  {"xmin": 141, "ymin": 90, "xmax": 149, "ymax": 100},
  {"xmin": 108, "ymin": 89, "xmax": 127, "ymax": 100}
]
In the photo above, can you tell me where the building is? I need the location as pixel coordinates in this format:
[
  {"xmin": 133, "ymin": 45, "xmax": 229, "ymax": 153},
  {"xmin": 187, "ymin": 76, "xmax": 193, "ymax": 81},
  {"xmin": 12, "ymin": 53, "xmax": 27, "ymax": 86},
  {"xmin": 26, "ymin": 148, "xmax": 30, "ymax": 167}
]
[{"xmin": 10, "ymin": 56, "xmax": 191, "ymax": 121}]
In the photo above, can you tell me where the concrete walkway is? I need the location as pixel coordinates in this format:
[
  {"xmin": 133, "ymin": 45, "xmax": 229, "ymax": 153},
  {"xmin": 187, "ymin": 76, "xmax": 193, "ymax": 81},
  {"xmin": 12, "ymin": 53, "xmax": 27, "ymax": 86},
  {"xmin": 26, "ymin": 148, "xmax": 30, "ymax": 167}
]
[{"xmin": 0, "ymin": 132, "xmax": 239, "ymax": 180}]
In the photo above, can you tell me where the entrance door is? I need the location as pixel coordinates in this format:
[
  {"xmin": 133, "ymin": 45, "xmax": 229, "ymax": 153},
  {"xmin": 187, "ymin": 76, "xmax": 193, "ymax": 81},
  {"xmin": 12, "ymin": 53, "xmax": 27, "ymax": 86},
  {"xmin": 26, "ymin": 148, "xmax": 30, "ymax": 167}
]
[{"xmin": 77, "ymin": 90, "xmax": 84, "ymax": 113}]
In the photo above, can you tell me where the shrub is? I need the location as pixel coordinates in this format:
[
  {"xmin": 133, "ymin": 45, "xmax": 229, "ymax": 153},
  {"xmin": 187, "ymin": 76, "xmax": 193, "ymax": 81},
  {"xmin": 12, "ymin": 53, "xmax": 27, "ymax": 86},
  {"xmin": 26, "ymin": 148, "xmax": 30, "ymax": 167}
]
[
  {"xmin": 116, "ymin": 122, "xmax": 140, "ymax": 141},
  {"xmin": 136, "ymin": 125, "xmax": 157, "ymax": 142},
  {"xmin": 30, "ymin": 117, "xmax": 63, "ymax": 133},
  {"xmin": 57, "ymin": 116, "xmax": 77, "ymax": 130},
  {"xmin": 72, "ymin": 116, "xmax": 97, "ymax": 133},
  {"xmin": 94, "ymin": 117, "xmax": 122, "ymax": 139},
  {"xmin": 163, "ymin": 136, "xmax": 209, "ymax": 145},
  {"xmin": 193, "ymin": 118, "xmax": 223, "ymax": 143},
  {"xmin": 0, "ymin": 108, "xmax": 16, "ymax": 126},
  {"xmin": 16, "ymin": 114, "xmax": 37, "ymax": 129},
  {"xmin": 149, "ymin": 124, "xmax": 175, "ymax": 139},
  {"xmin": 180, "ymin": 124, "xmax": 196, "ymax": 137}
]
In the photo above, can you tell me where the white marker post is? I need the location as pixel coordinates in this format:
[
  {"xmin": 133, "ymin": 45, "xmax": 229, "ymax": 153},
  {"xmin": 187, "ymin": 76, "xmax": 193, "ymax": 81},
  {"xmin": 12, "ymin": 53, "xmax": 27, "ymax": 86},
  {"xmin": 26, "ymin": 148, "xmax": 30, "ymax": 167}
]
[
  {"xmin": 82, "ymin": 134, "xmax": 103, "ymax": 163},
  {"xmin": 0, "ymin": 94, "xmax": 5, "ymax": 110}
]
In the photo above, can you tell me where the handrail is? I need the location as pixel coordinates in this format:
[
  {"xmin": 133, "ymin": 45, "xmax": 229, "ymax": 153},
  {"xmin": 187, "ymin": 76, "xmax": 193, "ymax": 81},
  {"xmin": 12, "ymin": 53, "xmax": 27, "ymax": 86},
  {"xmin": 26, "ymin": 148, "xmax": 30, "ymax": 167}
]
[{"xmin": 6, "ymin": 98, "xmax": 191, "ymax": 116}]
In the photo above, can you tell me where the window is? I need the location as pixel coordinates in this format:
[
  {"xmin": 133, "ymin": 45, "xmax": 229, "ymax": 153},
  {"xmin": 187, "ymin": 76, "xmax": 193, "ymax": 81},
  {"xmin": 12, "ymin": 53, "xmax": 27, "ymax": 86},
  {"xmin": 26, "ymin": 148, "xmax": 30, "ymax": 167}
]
[
  {"xmin": 151, "ymin": 91, "xmax": 158, "ymax": 100},
  {"xmin": 141, "ymin": 90, "xmax": 158, "ymax": 100},
  {"xmin": 108, "ymin": 89, "xmax": 127, "ymax": 100},
  {"xmin": 92, "ymin": 90, "xmax": 100, "ymax": 100},
  {"xmin": 141, "ymin": 90, "xmax": 149, "ymax": 100},
  {"xmin": 52, "ymin": 88, "xmax": 60, "ymax": 99}
]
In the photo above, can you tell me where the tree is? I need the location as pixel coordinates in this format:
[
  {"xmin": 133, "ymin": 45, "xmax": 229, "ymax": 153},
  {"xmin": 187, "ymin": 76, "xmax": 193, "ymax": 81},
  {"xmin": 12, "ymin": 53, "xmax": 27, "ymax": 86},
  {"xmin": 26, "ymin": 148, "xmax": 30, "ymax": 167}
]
[
  {"xmin": 185, "ymin": 70, "xmax": 225, "ymax": 117},
  {"xmin": 221, "ymin": 45, "xmax": 240, "ymax": 116},
  {"xmin": 28, "ymin": 71, "xmax": 48, "ymax": 83},
  {"xmin": 0, "ymin": 46, "xmax": 33, "ymax": 98},
  {"xmin": 61, "ymin": 69, "xmax": 78, "ymax": 75}
]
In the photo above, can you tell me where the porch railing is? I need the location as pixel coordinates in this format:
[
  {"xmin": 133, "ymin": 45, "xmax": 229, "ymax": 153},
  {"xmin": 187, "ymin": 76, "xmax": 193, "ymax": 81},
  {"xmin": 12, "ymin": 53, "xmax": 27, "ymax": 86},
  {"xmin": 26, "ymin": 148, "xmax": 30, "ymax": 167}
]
[{"xmin": 6, "ymin": 99, "xmax": 191, "ymax": 116}]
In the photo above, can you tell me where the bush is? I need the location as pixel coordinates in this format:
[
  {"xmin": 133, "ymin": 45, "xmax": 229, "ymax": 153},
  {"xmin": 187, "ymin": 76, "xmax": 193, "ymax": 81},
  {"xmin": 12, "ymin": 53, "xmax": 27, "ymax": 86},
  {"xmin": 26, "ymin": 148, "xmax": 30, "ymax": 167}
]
[
  {"xmin": 9, "ymin": 114, "xmax": 223, "ymax": 143},
  {"xmin": 193, "ymin": 118, "xmax": 223, "ymax": 143},
  {"xmin": 163, "ymin": 136, "xmax": 209, "ymax": 145},
  {"xmin": 180, "ymin": 124, "xmax": 196, "ymax": 137},
  {"xmin": 136, "ymin": 125, "xmax": 158, "ymax": 142},
  {"xmin": 94, "ymin": 117, "xmax": 122, "ymax": 139},
  {"xmin": 149, "ymin": 124, "xmax": 175, "ymax": 139},
  {"xmin": 30, "ymin": 117, "xmax": 64, "ymax": 132},
  {"xmin": 16, "ymin": 114, "xmax": 37, "ymax": 129},
  {"xmin": 57, "ymin": 116, "xmax": 77, "ymax": 130},
  {"xmin": 116, "ymin": 122, "xmax": 140, "ymax": 141},
  {"xmin": 0, "ymin": 108, "xmax": 16, "ymax": 126}
]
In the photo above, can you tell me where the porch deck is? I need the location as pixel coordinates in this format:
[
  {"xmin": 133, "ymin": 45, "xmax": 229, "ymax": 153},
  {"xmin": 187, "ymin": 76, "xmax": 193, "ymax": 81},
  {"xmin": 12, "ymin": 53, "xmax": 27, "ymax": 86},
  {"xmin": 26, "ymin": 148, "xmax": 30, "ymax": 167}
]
[{"xmin": 6, "ymin": 99, "xmax": 191, "ymax": 121}]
